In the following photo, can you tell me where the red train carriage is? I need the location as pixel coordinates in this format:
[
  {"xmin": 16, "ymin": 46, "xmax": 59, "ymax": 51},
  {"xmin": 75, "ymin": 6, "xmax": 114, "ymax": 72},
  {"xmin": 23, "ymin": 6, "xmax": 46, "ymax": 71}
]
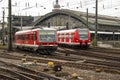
[
  {"xmin": 57, "ymin": 28, "xmax": 91, "ymax": 48},
  {"xmin": 14, "ymin": 28, "xmax": 57, "ymax": 54}
]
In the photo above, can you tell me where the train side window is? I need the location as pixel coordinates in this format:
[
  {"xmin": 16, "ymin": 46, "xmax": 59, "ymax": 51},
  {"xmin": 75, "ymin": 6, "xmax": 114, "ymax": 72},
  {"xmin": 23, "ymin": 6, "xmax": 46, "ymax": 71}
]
[
  {"xmin": 31, "ymin": 34, "xmax": 33, "ymax": 40},
  {"xmin": 16, "ymin": 35, "xmax": 18, "ymax": 40},
  {"xmin": 27, "ymin": 34, "xmax": 29, "ymax": 40},
  {"xmin": 25, "ymin": 35, "xmax": 27, "ymax": 40},
  {"xmin": 18, "ymin": 35, "xmax": 20, "ymax": 40},
  {"xmin": 19, "ymin": 35, "xmax": 22, "ymax": 40},
  {"xmin": 26, "ymin": 34, "xmax": 28, "ymax": 40},
  {"xmin": 33, "ymin": 33, "xmax": 36, "ymax": 41},
  {"xmin": 22, "ymin": 35, "xmax": 25, "ymax": 40}
]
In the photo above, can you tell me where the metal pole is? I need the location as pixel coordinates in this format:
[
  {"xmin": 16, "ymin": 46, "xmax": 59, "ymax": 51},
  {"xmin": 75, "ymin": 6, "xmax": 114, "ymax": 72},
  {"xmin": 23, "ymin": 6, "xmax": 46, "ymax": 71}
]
[
  {"xmin": 66, "ymin": 22, "xmax": 69, "ymax": 30},
  {"xmin": 94, "ymin": 0, "xmax": 98, "ymax": 46},
  {"xmin": 21, "ymin": 16, "xmax": 23, "ymax": 30},
  {"xmin": 8, "ymin": 0, "xmax": 12, "ymax": 51},
  {"xmin": 113, "ymin": 31, "xmax": 115, "ymax": 47},
  {"xmin": 86, "ymin": 8, "xmax": 88, "ymax": 28},
  {"xmin": 68, "ymin": 15, "xmax": 70, "ymax": 29},
  {"xmin": 113, "ymin": 31, "xmax": 115, "ymax": 40},
  {"xmin": 2, "ymin": 9, "xmax": 5, "ymax": 45}
]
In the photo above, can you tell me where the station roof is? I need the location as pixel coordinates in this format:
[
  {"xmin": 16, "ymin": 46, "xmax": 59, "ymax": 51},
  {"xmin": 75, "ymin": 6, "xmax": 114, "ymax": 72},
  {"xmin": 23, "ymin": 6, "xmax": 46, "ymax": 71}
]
[
  {"xmin": 60, "ymin": 9, "xmax": 120, "ymax": 26},
  {"xmin": 33, "ymin": 9, "xmax": 120, "ymax": 27}
]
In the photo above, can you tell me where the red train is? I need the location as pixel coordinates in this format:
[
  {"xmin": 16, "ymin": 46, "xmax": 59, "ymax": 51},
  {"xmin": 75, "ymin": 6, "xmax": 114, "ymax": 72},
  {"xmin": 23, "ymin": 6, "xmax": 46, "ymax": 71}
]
[
  {"xmin": 57, "ymin": 28, "xmax": 91, "ymax": 48},
  {"xmin": 14, "ymin": 27, "xmax": 57, "ymax": 54}
]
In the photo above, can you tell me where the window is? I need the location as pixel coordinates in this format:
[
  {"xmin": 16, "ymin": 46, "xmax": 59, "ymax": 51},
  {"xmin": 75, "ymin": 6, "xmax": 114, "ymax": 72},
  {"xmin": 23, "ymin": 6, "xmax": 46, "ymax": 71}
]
[
  {"xmin": 78, "ymin": 29, "xmax": 88, "ymax": 40},
  {"xmin": 39, "ymin": 30, "xmax": 56, "ymax": 42}
]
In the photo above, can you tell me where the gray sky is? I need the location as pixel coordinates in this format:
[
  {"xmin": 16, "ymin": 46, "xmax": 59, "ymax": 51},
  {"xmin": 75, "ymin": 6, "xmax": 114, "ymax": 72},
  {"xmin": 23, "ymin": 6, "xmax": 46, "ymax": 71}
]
[{"xmin": 0, "ymin": 0, "xmax": 120, "ymax": 22}]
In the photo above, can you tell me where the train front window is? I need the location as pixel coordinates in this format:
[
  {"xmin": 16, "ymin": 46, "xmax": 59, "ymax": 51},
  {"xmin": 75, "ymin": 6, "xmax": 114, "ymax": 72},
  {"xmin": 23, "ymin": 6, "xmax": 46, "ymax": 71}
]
[
  {"xmin": 39, "ymin": 30, "xmax": 56, "ymax": 42},
  {"xmin": 78, "ymin": 29, "xmax": 88, "ymax": 40}
]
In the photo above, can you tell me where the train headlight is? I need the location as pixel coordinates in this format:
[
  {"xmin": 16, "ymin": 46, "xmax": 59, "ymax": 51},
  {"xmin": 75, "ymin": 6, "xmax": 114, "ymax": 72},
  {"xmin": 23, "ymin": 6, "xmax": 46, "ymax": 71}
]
[{"xmin": 76, "ymin": 40, "xmax": 78, "ymax": 42}]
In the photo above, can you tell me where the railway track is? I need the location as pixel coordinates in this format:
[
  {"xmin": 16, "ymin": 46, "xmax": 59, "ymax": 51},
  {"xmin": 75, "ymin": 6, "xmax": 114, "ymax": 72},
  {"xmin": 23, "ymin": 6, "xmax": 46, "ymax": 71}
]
[
  {"xmin": 0, "ymin": 58, "xmax": 63, "ymax": 80},
  {"xmin": 0, "ymin": 67, "xmax": 36, "ymax": 80},
  {"xmin": 0, "ymin": 49, "xmax": 120, "ymax": 75},
  {"xmin": 58, "ymin": 47, "xmax": 120, "ymax": 62},
  {"xmin": 89, "ymin": 47, "xmax": 120, "ymax": 55},
  {"xmin": 0, "ymin": 74, "xmax": 18, "ymax": 80},
  {"xmin": 2, "ymin": 49, "xmax": 120, "ymax": 68}
]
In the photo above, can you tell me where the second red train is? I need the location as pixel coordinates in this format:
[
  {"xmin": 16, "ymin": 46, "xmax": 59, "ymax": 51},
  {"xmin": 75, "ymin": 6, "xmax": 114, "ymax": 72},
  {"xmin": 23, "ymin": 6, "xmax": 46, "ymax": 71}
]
[{"xmin": 57, "ymin": 28, "xmax": 91, "ymax": 48}]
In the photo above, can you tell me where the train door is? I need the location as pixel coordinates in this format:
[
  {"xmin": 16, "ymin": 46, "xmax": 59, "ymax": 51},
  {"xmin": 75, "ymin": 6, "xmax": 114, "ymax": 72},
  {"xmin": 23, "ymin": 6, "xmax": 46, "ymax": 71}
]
[
  {"xmin": 33, "ymin": 32, "xmax": 36, "ymax": 45},
  {"xmin": 61, "ymin": 33, "xmax": 64, "ymax": 42},
  {"xmin": 69, "ymin": 33, "xmax": 72, "ymax": 43},
  {"xmin": 64, "ymin": 33, "xmax": 66, "ymax": 42},
  {"xmin": 59, "ymin": 33, "xmax": 62, "ymax": 42},
  {"xmin": 66, "ymin": 33, "xmax": 69, "ymax": 43}
]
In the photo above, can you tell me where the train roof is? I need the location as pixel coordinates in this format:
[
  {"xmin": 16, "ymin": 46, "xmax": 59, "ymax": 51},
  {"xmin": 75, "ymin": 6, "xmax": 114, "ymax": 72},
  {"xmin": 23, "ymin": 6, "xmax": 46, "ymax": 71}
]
[
  {"xmin": 15, "ymin": 27, "xmax": 56, "ymax": 34},
  {"xmin": 33, "ymin": 27, "xmax": 56, "ymax": 30},
  {"xmin": 57, "ymin": 28, "xmax": 89, "ymax": 33},
  {"xmin": 15, "ymin": 30, "xmax": 32, "ymax": 34}
]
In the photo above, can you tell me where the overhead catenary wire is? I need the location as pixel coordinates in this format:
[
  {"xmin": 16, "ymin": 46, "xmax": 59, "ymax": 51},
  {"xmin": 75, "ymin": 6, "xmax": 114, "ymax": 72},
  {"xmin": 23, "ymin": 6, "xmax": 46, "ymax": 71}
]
[{"xmin": 1, "ymin": 0, "xmax": 120, "ymax": 19}]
